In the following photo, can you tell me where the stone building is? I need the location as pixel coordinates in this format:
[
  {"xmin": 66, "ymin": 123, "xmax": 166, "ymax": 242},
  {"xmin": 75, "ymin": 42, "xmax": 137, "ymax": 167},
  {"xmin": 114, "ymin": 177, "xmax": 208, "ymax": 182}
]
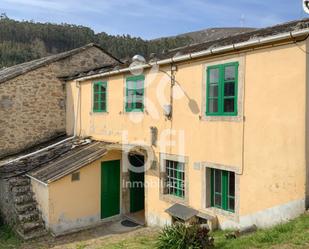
[{"xmin": 0, "ymin": 43, "xmax": 122, "ymax": 158}]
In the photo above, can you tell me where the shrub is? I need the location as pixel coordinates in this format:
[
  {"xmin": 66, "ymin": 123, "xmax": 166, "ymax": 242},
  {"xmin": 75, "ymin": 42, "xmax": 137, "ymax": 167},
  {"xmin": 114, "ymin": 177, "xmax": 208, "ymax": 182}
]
[{"xmin": 156, "ymin": 223, "xmax": 214, "ymax": 249}]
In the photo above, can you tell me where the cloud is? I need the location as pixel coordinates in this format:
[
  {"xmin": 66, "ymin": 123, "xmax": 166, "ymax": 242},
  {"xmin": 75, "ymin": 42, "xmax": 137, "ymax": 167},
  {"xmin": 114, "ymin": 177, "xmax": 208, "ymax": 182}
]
[
  {"xmin": 2, "ymin": 0, "xmax": 67, "ymax": 11},
  {"xmin": 0, "ymin": 0, "xmax": 301, "ymax": 39}
]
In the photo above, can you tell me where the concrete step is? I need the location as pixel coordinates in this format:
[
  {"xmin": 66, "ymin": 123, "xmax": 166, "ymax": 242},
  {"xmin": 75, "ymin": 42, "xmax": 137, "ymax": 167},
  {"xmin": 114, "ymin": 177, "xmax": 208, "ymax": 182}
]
[
  {"xmin": 20, "ymin": 221, "xmax": 44, "ymax": 234},
  {"xmin": 12, "ymin": 185, "xmax": 31, "ymax": 196},
  {"xmin": 18, "ymin": 210, "xmax": 39, "ymax": 223},
  {"xmin": 14, "ymin": 194, "xmax": 33, "ymax": 205},
  {"xmin": 15, "ymin": 202, "xmax": 37, "ymax": 214},
  {"xmin": 16, "ymin": 227, "xmax": 48, "ymax": 241}
]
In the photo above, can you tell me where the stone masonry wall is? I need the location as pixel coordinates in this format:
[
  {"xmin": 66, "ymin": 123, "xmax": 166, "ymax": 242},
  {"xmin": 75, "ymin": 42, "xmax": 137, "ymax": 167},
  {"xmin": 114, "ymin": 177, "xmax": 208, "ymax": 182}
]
[
  {"xmin": 53, "ymin": 46, "xmax": 118, "ymax": 78},
  {"xmin": 0, "ymin": 46, "xmax": 119, "ymax": 158},
  {"xmin": 0, "ymin": 64, "xmax": 65, "ymax": 158}
]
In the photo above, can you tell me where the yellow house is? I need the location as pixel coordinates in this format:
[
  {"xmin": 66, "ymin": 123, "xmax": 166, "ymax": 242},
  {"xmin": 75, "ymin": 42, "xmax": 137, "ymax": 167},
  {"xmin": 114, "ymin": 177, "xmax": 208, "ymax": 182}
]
[{"xmin": 27, "ymin": 18, "xmax": 309, "ymax": 235}]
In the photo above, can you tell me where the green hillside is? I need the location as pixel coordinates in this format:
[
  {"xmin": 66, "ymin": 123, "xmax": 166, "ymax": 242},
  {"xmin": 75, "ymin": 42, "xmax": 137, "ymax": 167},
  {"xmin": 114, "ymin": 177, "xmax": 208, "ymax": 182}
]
[{"xmin": 0, "ymin": 14, "xmax": 192, "ymax": 67}]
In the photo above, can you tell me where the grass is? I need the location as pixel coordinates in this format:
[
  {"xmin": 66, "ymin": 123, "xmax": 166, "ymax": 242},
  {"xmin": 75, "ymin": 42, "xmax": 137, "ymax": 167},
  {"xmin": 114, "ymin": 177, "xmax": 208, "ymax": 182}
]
[
  {"xmin": 212, "ymin": 213, "xmax": 309, "ymax": 249},
  {"xmin": 0, "ymin": 213, "xmax": 308, "ymax": 248},
  {"xmin": 102, "ymin": 213, "xmax": 309, "ymax": 249},
  {"xmin": 0, "ymin": 224, "xmax": 21, "ymax": 249}
]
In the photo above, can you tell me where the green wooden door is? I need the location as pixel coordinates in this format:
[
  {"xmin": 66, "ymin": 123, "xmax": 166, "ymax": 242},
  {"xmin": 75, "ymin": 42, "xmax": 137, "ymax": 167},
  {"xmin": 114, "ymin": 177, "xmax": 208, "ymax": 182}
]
[
  {"xmin": 129, "ymin": 155, "xmax": 145, "ymax": 213},
  {"xmin": 101, "ymin": 160, "xmax": 120, "ymax": 219}
]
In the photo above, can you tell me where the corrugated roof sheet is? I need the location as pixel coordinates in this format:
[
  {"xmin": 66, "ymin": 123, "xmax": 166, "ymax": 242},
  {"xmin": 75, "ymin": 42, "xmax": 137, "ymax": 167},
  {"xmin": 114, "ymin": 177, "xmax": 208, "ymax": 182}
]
[{"xmin": 28, "ymin": 140, "xmax": 107, "ymax": 183}]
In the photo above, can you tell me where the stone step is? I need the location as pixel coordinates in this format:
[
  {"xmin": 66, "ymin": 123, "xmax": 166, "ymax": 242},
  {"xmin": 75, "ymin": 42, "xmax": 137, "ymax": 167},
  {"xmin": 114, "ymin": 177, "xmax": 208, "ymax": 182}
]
[
  {"xmin": 14, "ymin": 194, "xmax": 33, "ymax": 205},
  {"xmin": 18, "ymin": 210, "xmax": 39, "ymax": 223},
  {"xmin": 12, "ymin": 185, "xmax": 31, "ymax": 196},
  {"xmin": 20, "ymin": 221, "xmax": 44, "ymax": 234},
  {"xmin": 15, "ymin": 202, "xmax": 37, "ymax": 214},
  {"xmin": 9, "ymin": 177, "xmax": 30, "ymax": 187},
  {"xmin": 16, "ymin": 227, "xmax": 48, "ymax": 241}
]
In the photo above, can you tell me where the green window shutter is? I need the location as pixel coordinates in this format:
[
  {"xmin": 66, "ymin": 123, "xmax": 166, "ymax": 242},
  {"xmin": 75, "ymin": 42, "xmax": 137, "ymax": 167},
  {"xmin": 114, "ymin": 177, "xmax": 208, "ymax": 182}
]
[
  {"xmin": 211, "ymin": 169, "xmax": 235, "ymax": 212},
  {"xmin": 125, "ymin": 75, "xmax": 144, "ymax": 112},
  {"xmin": 206, "ymin": 62, "xmax": 238, "ymax": 116},
  {"xmin": 93, "ymin": 81, "xmax": 107, "ymax": 113}
]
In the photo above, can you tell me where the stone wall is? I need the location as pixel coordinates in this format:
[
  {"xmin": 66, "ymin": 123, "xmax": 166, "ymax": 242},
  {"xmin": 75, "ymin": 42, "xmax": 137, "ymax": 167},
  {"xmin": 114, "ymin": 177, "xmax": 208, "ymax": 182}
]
[
  {"xmin": 0, "ymin": 179, "xmax": 16, "ymax": 225},
  {"xmin": 0, "ymin": 46, "xmax": 118, "ymax": 158}
]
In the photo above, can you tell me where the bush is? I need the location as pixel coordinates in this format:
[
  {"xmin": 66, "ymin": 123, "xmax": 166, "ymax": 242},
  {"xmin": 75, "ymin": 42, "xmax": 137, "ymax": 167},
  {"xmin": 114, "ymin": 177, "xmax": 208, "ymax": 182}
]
[{"xmin": 156, "ymin": 223, "xmax": 214, "ymax": 249}]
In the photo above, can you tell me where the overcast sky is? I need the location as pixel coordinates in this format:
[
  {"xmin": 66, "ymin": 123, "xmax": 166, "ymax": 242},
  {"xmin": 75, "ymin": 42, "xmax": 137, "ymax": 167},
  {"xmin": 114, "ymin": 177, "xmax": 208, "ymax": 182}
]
[{"xmin": 0, "ymin": 0, "xmax": 305, "ymax": 39}]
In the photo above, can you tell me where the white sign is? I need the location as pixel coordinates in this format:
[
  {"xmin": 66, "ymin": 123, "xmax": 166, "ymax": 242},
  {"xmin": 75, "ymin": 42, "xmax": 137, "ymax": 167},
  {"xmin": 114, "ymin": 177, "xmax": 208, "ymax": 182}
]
[{"xmin": 304, "ymin": 0, "xmax": 309, "ymax": 14}]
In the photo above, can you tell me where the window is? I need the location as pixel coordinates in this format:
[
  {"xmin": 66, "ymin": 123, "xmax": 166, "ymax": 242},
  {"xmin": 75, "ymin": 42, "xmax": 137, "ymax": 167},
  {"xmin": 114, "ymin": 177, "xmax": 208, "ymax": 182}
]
[
  {"xmin": 166, "ymin": 160, "xmax": 185, "ymax": 198},
  {"xmin": 71, "ymin": 172, "xmax": 80, "ymax": 182},
  {"xmin": 126, "ymin": 75, "xmax": 144, "ymax": 112},
  {"xmin": 206, "ymin": 62, "xmax": 238, "ymax": 116},
  {"xmin": 211, "ymin": 169, "xmax": 235, "ymax": 212},
  {"xmin": 93, "ymin": 81, "xmax": 107, "ymax": 112}
]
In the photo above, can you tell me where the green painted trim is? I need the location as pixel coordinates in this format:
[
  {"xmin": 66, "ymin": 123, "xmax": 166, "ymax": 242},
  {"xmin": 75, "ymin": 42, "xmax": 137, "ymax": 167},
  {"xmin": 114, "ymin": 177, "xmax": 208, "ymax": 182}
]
[
  {"xmin": 210, "ymin": 168, "xmax": 214, "ymax": 207},
  {"xmin": 126, "ymin": 75, "xmax": 145, "ymax": 81},
  {"xmin": 206, "ymin": 62, "xmax": 239, "ymax": 116},
  {"xmin": 125, "ymin": 75, "xmax": 145, "ymax": 112},
  {"xmin": 93, "ymin": 81, "xmax": 107, "ymax": 113},
  {"xmin": 100, "ymin": 160, "xmax": 120, "ymax": 219},
  {"xmin": 210, "ymin": 168, "xmax": 235, "ymax": 213}
]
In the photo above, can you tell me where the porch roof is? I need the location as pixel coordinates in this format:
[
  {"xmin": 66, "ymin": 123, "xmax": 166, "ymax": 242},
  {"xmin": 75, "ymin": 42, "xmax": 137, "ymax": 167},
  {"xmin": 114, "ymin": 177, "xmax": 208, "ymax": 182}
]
[{"xmin": 28, "ymin": 140, "xmax": 108, "ymax": 184}]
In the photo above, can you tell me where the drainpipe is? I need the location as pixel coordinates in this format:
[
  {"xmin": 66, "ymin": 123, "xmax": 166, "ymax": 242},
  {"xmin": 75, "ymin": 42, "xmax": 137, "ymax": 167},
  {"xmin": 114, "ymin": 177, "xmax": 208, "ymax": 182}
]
[{"xmin": 74, "ymin": 80, "xmax": 81, "ymax": 137}]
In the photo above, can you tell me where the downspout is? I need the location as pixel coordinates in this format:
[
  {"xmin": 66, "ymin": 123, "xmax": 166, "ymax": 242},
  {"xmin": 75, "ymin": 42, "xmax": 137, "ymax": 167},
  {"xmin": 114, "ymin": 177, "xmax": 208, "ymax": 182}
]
[
  {"xmin": 305, "ymin": 37, "xmax": 309, "ymax": 209},
  {"xmin": 0, "ymin": 81, "xmax": 81, "ymax": 167},
  {"xmin": 74, "ymin": 80, "xmax": 81, "ymax": 137}
]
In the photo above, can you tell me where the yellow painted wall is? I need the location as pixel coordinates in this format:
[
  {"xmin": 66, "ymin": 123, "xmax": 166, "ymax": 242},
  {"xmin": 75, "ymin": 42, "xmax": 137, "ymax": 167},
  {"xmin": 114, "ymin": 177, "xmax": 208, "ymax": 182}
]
[
  {"xmin": 31, "ymin": 179, "xmax": 49, "ymax": 226},
  {"xmin": 65, "ymin": 42, "xmax": 307, "ymax": 228},
  {"xmin": 39, "ymin": 150, "xmax": 122, "ymax": 234}
]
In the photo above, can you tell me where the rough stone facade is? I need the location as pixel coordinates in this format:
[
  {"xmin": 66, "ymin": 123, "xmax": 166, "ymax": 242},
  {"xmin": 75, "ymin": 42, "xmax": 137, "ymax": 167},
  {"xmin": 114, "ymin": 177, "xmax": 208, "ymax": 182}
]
[{"xmin": 0, "ymin": 46, "xmax": 119, "ymax": 158}]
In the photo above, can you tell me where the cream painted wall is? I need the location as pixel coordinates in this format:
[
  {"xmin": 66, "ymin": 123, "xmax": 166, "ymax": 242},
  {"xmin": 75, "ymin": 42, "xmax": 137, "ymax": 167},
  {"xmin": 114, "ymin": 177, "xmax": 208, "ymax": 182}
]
[
  {"xmin": 66, "ymin": 42, "xmax": 307, "ymax": 228},
  {"xmin": 31, "ymin": 179, "xmax": 49, "ymax": 226},
  {"xmin": 35, "ymin": 150, "xmax": 122, "ymax": 235}
]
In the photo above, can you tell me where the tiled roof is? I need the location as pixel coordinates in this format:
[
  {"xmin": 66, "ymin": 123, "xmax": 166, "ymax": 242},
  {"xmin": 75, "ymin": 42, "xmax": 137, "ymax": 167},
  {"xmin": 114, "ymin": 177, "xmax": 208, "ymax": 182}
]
[
  {"xmin": 64, "ymin": 18, "xmax": 309, "ymax": 81},
  {"xmin": 0, "ymin": 43, "xmax": 122, "ymax": 84},
  {"xmin": 158, "ymin": 18, "xmax": 309, "ymax": 59}
]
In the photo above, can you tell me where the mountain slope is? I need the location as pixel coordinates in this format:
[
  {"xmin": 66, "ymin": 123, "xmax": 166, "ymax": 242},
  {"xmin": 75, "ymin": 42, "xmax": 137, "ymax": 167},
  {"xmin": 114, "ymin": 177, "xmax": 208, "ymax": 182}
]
[{"xmin": 0, "ymin": 15, "xmax": 254, "ymax": 68}]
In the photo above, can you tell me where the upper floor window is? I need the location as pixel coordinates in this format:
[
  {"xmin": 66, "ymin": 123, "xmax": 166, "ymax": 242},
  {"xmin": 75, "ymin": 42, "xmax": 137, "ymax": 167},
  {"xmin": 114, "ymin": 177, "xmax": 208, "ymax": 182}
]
[
  {"xmin": 211, "ymin": 168, "xmax": 235, "ymax": 212},
  {"xmin": 126, "ymin": 75, "xmax": 144, "ymax": 112},
  {"xmin": 206, "ymin": 62, "xmax": 239, "ymax": 116},
  {"xmin": 93, "ymin": 81, "xmax": 107, "ymax": 113}
]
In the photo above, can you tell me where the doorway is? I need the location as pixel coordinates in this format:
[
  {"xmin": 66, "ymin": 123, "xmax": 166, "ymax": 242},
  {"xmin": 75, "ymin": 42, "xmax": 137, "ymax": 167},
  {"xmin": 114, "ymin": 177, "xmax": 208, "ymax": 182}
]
[{"xmin": 128, "ymin": 153, "xmax": 145, "ymax": 224}]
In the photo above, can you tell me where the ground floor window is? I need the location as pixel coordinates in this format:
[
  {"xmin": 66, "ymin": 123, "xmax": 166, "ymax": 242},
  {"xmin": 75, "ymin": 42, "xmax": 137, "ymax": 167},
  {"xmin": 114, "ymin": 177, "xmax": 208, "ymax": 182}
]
[
  {"xmin": 166, "ymin": 160, "xmax": 185, "ymax": 198},
  {"xmin": 211, "ymin": 168, "xmax": 235, "ymax": 212}
]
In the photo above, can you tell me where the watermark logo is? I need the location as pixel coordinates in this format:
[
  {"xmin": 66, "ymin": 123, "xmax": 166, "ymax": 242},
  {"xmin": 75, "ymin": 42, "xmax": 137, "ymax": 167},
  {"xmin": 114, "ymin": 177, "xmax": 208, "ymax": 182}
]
[
  {"xmin": 303, "ymin": 0, "xmax": 309, "ymax": 14},
  {"xmin": 88, "ymin": 57, "xmax": 196, "ymax": 175}
]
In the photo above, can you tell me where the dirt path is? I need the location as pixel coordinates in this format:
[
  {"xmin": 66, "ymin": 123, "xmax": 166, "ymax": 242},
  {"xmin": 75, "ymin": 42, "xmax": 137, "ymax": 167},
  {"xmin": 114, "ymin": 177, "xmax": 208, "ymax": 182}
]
[{"xmin": 19, "ymin": 227, "xmax": 158, "ymax": 249}]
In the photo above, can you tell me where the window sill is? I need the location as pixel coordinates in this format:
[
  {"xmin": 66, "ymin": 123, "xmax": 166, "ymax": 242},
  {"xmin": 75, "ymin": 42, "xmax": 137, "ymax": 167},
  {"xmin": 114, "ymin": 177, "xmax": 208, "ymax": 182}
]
[
  {"xmin": 201, "ymin": 207, "xmax": 237, "ymax": 221},
  {"xmin": 160, "ymin": 194, "xmax": 188, "ymax": 205},
  {"xmin": 200, "ymin": 115, "xmax": 244, "ymax": 122},
  {"xmin": 91, "ymin": 111, "xmax": 109, "ymax": 115},
  {"xmin": 121, "ymin": 109, "xmax": 147, "ymax": 114}
]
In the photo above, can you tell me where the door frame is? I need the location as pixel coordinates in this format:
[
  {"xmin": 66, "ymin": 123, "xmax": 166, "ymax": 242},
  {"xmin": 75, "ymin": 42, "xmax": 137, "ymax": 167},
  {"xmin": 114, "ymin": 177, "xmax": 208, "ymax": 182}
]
[{"xmin": 100, "ymin": 159, "xmax": 122, "ymax": 220}]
